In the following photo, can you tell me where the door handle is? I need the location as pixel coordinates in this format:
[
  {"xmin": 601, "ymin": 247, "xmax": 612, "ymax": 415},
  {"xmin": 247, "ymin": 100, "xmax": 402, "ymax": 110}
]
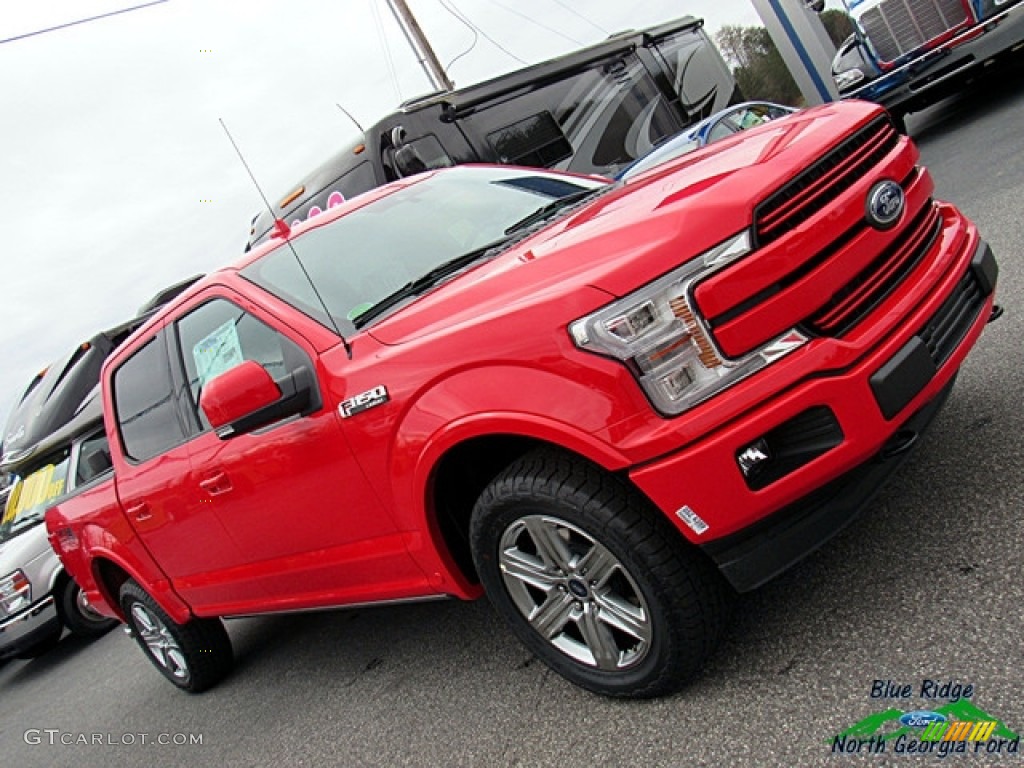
[
  {"xmin": 199, "ymin": 471, "xmax": 233, "ymax": 496},
  {"xmin": 125, "ymin": 501, "xmax": 152, "ymax": 522}
]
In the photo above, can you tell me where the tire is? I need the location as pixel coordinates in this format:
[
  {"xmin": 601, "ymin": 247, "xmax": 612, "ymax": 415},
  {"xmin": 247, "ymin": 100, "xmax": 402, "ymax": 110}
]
[
  {"xmin": 59, "ymin": 580, "xmax": 118, "ymax": 638},
  {"xmin": 470, "ymin": 449, "xmax": 730, "ymax": 698},
  {"xmin": 119, "ymin": 580, "xmax": 233, "ymax": 693}
]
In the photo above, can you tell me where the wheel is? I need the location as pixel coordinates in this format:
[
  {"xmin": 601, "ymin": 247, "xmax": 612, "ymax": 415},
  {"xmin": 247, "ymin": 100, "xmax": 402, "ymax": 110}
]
[
  {"xmin": 119, "ymin": 580, "xmax": 233, "ymax": 692},
  {"xmin": 470, "ymin": 449, "xmax": 730, "ymax": 698},
  {"xmin": 59, "ymin": 579, "xmax": 118, "ymax": 638}
]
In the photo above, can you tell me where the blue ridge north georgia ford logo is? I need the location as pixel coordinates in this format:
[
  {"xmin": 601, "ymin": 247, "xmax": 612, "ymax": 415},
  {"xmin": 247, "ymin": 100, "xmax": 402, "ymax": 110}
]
[{"xmin": 865, "ymin": 179, "xmax": 905, "ymax": 230}]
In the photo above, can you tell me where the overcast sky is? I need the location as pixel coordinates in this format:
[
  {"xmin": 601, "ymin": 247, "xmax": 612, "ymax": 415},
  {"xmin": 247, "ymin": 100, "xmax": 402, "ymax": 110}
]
[{"xmin": 0, "ymin": 0, "xmax": 772, "ymax": 430}]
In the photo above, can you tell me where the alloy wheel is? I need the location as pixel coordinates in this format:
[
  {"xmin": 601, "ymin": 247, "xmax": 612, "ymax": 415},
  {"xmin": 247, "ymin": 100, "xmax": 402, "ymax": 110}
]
[
  {"xmin": 130, "ymin": 603, "xmax": 190, "ymax": 681},
  {"xmin": 498, "ymin": 514, "xmax": 653, "ymax": 670}
]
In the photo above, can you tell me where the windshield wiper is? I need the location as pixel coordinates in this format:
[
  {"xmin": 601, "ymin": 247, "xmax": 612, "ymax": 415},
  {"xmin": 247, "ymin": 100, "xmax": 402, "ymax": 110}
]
[
  {"xmin": 352, "ymin": 238, "xmax": 511, "ymax": 329},
  {"xmin": 503, "ymin": 188, "xmax": 600, "ymax": 236}
]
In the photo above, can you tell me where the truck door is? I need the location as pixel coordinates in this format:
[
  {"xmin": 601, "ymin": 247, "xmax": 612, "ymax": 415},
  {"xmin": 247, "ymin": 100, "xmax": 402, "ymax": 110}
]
[
  {"xmin": 110, "ymin": 327, "xmax": 253, "ymax": 610},
  {"xmin": 170, "ymin": 294, "xmax": 428, "ymax": 614}
]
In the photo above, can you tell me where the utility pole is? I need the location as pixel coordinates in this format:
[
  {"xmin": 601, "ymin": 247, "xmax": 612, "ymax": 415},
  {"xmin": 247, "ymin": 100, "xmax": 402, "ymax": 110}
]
[{"xmin": 384, "ymin": 0, "xmax": 455, "ymax": 92}]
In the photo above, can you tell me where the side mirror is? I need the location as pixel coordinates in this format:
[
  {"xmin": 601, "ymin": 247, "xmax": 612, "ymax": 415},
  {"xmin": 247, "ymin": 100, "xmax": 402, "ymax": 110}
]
[
  {"xmin": 199, "ymin": 361, "xmax": 316, "ymax": 438},
  {"xmin": 394, "ymin": 144, "xmax": 427, "ymax": 176}
]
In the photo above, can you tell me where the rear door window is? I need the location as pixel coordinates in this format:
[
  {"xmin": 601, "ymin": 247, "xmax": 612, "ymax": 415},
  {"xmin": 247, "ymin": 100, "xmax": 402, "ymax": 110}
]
[{"xmin": 112, "ymin": 332, "xmax": 186, "ymax": 463}]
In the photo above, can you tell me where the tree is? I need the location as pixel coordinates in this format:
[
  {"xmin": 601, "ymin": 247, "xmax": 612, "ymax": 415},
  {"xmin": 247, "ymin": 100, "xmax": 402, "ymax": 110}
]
[
  {"xmin": 819, "ymin": 9, "xmax": 855, "ymax": 47},
  {"xmin": 715, "ymin": 25, "xmax": 802, "ymax": 106}
]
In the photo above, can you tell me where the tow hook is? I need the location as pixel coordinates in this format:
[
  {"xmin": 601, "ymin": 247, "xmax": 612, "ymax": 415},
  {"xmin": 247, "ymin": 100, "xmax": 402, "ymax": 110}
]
[
  {"xmin": 879, "ymin": 429, "xmax": 919, "ymax": 461},
  {"xmin": 988, "ymin": 304, "xmax": 1004, "ymax": 324}
]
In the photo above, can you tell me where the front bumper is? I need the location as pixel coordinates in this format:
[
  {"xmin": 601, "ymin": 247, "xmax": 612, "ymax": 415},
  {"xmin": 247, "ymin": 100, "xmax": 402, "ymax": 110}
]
[
  {"xmin": 846, "ymin": 2, "xmax": 1024, "ymax": 112},
  {"xmin": 630, "ymin": 241, "xmax": 997, "ymax": 592},
  {"xmin": 0, "ymin": 595, "xmax": 61, "ymax": 659}
]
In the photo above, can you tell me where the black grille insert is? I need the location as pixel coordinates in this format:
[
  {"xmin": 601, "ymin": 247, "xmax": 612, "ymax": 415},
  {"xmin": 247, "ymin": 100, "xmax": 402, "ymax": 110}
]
[
  {"xmin": 919, "ymin": 270, "xmax": 984, "ymax": 367},
  {"xmin": 755, "ymin": 117, "xmax": 898, "ymax": 245},
  {"xmin": 804, "ymin": 202, "xmax": 941, "ymax": 338}
]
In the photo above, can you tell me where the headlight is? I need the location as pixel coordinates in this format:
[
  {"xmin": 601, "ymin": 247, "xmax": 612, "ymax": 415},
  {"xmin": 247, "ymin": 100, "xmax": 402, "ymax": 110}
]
[
  {"xmin": 569, "ymin": 231, "xmax": 807, "ymax": 415},
  {"xmin": 834, "ymin": 68, "xmax": 865, "ymax": 92},
  {"xmin": 0, "ymin": 569, "xmax": 31, "ymax": 617}
]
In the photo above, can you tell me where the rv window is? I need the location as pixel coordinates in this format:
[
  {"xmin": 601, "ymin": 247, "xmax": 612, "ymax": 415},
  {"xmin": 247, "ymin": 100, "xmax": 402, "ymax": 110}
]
[
  {"xmin": 650, "ymin": 30, "xmax": 737, "ymax": 122},
  {"xmin": 486, "ymin": 112, "xmax": 572, "ymax": 168},
  {"xmin": 331, "ymin": 162, "xmax": 377, "ymax": 205}
]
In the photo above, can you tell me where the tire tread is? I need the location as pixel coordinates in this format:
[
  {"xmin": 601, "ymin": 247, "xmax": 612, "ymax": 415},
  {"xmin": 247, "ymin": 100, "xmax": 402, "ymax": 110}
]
[
  {"xmin": 471, "ymin": 448, "xmax": 731, "ymax": 698},
  {"xmin": 119, "ymin": 580, "xmax": 233, "ymax": 693}
]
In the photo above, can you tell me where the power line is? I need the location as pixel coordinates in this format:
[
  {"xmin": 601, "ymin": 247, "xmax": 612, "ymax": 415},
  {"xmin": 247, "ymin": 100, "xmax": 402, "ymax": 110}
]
[
  {"xmin": 445, "ymin": 0, "xmax": 526, "ymax": 65},
  {"xmin": 483, "ymin": 0, "xmax": 587, "ymax": 47},
  {"xmin": 371, "ymin": 0, "xmax": 403, "ymax": 103},
  {"xmin": 0, "ymin": 0, "xmax": 169, "ymax": 45},
  {"xmin": 435, "ymin": 0, "xmax": 478, "ymax": 72},
  {"xmin": 551, "ymin": 0, "xmax": 609, "ymax": 36}
]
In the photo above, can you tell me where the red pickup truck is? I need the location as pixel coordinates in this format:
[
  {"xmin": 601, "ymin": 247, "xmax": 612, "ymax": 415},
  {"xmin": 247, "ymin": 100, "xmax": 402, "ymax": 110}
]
[{"xmin": 46, "ymin": 101, "xmax": 998, "ymax": 698}]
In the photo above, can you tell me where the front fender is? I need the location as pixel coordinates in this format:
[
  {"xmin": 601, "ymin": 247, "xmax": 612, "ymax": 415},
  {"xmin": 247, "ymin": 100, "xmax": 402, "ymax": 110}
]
[{"xmin": 382, "ymin": 365, "xmax": 640, "ymax": 592}]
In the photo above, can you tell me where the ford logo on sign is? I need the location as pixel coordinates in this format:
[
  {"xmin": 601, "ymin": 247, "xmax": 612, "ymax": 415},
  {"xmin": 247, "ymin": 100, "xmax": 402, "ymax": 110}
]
[
  {"xmin": 899, "ymin": 710, "xmax": 947, "ymax": 728},
  {"xmin": 866, "ymin": 180, "xmax": 905, "ymax": 230}
]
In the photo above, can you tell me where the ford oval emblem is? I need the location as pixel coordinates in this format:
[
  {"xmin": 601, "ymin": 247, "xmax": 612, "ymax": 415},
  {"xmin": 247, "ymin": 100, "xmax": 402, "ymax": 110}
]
[
  {"xmin": 865, "ymin": 180, "xmax": 905, "ymax": 230},
  {"xmin": 899, "ymin": 710, "xmax": 947, "ymax": 728}
]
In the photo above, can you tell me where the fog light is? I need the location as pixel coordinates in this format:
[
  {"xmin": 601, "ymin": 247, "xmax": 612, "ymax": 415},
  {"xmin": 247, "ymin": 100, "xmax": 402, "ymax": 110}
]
[{"xmin": 737, "ymin": 439, "xmax": 771, "ymax": 478}]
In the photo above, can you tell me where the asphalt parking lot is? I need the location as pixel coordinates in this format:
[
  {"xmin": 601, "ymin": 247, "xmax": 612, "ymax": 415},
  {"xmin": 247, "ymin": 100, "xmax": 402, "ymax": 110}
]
[{"xmin": 2, "ymin": 78, "xmax": 1023, "ymax": 768}]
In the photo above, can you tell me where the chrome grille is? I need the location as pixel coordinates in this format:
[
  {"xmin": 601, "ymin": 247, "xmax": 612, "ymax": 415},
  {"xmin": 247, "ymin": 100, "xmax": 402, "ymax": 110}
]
[{"xmin": 860, "ymin": 0, "xmax": 970, "ymax": 62}]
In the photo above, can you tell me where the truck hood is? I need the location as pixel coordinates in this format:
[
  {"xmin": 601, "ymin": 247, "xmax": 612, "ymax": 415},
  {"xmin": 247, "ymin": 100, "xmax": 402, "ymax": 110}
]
[
  {"xmin": 369, "ymin": 101, "xmax": 885, "ymax": 346},
  {"xmin": 0, "ymin": 519, "xmax": 50, "ymax": 572}
]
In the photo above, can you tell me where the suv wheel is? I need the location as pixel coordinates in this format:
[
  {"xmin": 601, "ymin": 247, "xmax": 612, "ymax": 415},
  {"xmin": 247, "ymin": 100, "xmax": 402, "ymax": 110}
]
[
  {"xmin": 470, "ymin": 449, "xmax": 730, "ymax": 698},
  {"xmin": 119, "ymin": 580, "xmax": 233, "ymax": 692},
  {"xmin": 60, "ymin": 580, "xmax": 118, "ymax": 638}
]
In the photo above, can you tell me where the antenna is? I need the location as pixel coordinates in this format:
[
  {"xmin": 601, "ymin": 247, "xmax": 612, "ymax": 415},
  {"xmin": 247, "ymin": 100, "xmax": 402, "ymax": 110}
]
[
  {"xmin": 335, "ymin": 103, "xmax": 364, "ymax": 134},
  {"xmin": 218, "ymin": 118, "xmax": 352, "ymax": 359}
]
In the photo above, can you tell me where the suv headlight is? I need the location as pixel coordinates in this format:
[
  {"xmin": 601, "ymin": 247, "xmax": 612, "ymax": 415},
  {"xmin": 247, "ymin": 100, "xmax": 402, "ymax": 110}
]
[
  {"xmin": 0, "ymin": 569, "xmax": 31, "ymax": 617},
  {"xmin": 569, "ymin": 231, "xmax": 807, "ymax": 415}
]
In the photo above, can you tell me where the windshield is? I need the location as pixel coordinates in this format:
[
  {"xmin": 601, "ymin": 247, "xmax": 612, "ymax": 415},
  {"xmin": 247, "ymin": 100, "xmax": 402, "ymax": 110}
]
[
  {"xmin": 0, "ymin": 453, "xmax": 70, "ymax": 544},
  {"xmin": 242, "ymin": 167, "xmax": 606, "ymax": 333}
]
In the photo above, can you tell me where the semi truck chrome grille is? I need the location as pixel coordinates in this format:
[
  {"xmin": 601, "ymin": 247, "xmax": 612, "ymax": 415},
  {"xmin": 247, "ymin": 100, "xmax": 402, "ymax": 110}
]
[
  {"xmin": 754, "ymin": 117, "xmax": 898, "ymax": 246},
  {"xmin": 859, "ymin": 0, "xmax": 970, "ymax": 63}
]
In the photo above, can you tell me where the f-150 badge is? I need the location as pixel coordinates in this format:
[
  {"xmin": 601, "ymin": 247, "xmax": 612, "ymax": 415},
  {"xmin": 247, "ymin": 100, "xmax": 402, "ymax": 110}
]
[{"xmin": 339, "ymin": 386, "xmax": 389, "ymax": 418}]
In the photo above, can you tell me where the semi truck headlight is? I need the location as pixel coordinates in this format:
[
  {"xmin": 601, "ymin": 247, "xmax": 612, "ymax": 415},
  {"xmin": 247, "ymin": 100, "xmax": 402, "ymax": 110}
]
[
  {"xmin": 0, "ymin": 569, "xmax": 31, "ymax": 617},
  {"xmin": 570, "ymin": 231, "xmax": 807, "ymax": 415},
  {"xmin": 834, "ymin": 68, "xmax": 865, "ymax": 91}
]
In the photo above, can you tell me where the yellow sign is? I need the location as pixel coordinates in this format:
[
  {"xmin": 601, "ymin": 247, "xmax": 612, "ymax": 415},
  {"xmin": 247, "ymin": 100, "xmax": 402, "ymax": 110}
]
[{"xmin": 2, "ymin": 463, "xmax": 68, "ymax": 525}]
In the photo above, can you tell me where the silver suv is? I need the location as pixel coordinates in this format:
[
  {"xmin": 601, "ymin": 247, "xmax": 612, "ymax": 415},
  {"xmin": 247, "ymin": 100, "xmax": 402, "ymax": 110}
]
[{"xmin": 0, "ymin": 399, "xmax": 116, "ymax": 660}]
